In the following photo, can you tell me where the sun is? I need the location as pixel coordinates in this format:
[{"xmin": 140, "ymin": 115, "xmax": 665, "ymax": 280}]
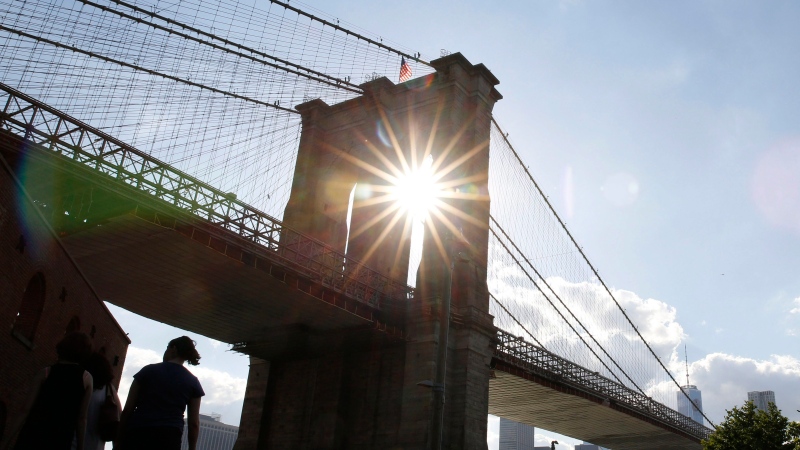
[
  {"xmin": 321, "ymin": 108, "xmax": 489, "ymax": 274},
  {"xmin": 390, "ymin": 155, "xmax": 440, "ymax": 222}
]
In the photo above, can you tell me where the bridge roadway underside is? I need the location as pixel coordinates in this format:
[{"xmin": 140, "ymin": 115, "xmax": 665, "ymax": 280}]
[
  {"xmin": 60, "ymin": 213, "xmax": 387, "ymax": 346},
  {"xmin": 489, "ymin": 364, "xmax": 702, "ymax": 450},
  {"xmin": 0, "ymin": 128, "xmax": 399, "ymax": 349}
]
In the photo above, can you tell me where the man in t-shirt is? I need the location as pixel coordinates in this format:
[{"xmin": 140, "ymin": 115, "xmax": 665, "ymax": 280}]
[{"xmin": 118, "ymin": 337, "xmax": 205, "ymax": 450}]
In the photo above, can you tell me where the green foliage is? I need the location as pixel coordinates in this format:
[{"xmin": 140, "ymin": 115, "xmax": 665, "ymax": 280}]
[{"xmin": 702, "ymin": 401, "xmax": 800, "ymax": 450}]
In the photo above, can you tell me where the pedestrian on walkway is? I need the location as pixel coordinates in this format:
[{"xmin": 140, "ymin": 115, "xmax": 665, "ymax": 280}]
[{"xmin": 117, "ymin": 336, "xmax": 204, "ymax": 450}]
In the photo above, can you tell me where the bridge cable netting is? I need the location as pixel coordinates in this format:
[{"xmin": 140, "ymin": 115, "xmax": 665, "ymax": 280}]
[
  {"xmin": 489, "ymin": 118, "xmax": 714, "ymax": 426},
  {"xmin": 0, "ymin": 0, "xmax": 433, "ymax": 219}
]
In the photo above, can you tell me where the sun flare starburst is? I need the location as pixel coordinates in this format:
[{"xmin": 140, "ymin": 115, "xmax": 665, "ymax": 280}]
[
  {"xmin": 390, "ymin": 156, "xmax": 440, "ymax": 222},
  {"xmin": 324, "ymin": 107, "xmax": 489, "ymax": 282}
]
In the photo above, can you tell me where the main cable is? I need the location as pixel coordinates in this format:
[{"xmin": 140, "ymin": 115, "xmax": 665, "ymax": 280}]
[{"xmin": 0, "ymin": 24, "xmax": 297, "ymax": 114}]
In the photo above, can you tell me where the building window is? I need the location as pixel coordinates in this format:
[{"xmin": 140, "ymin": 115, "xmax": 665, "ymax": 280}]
[{"xmin": 13, "ymin": 272, "xmax": 46, "ymax": 345}]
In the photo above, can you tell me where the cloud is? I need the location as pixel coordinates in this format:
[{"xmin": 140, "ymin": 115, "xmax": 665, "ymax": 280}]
[
  {"xmin": 486, "ymin": 270, "xmax": 800, "ymax": 426},
  {"xmin": 488, "ymin": 262, "xmax": 686, "ymax": 399},
  {"xmin": 789, "ymin": 297, "xmax": 800, "ymax": 314},
  {"xmin": 689, "ymin": 352, "xmax": 800, "ymax": 424},
  {"xmin": 486, "ymin": 256, "xmax": 800, "ymax": 427},
  {"xmin": 189, "ymin": 366, "xmax": 246, "ymax": 406}
]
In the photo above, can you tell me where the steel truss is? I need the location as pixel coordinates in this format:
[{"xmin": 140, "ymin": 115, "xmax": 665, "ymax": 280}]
[
  {"xmin": 0, "ymin": 82, "xmax": 412, "ymax": 309},
  {"xmin": 494, "ymin": 329, "xmax": 712, "ymax": 441}
]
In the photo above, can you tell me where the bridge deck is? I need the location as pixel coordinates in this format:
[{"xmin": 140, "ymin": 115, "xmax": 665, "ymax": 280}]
[
  {"xmin": 60, "ymin": 212, "xmax": 385, "ymax": 344},
  {"xmin": 490, "ymin": 368, "xmax": 702, "ymax": 450}
]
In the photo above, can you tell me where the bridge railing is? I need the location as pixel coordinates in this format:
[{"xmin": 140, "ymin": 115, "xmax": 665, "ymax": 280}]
[
  {"xmin": 494, "ymin": 329, "xmax": 711, "ymax": 441},
  {"xmin": 0, "ymin": 82, "xmax": 413, "ymax": 309}
]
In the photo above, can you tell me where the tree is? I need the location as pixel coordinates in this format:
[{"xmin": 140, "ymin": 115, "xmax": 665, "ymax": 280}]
[{"xmin": 702, "ymin": 401, "xmax": 800, "ymax": 450}]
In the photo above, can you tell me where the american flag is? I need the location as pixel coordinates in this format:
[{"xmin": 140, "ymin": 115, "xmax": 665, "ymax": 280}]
[{"xmin": 399, "ymin": 57, "xmax": 412, "ymax": 82}]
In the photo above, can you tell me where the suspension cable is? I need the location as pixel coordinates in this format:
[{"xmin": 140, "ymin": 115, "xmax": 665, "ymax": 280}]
[
  {"xmin": 268, "ymin": 0, "xmax": 431, "ymax": 67},
  {"xmin": 490, "ymin": 215, "xmax": 646, "ymax": 394},
  {"xmin": 0, "ymin": 24, "xmax": 297, "ymax": 114},
  {"xmin": 489, "ymin": 293, "xmax": 544, "ymax": 348},
  {"xmin": 488, "ymin": 221, "xmax": 633, "ymax": 390},
  {"xmin": 90, "ymin": 0, "xmax": 362, "ymax": 93},
  {"xmin": 491, "ymin": 117, "xmax": 715, "ymax": 427}
]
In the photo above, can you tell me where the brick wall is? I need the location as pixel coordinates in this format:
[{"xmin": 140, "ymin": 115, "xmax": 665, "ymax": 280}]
[
  {"xmin": 0, "ymin": 155, "xmax": 129, "ymax": 446},
  {"xmin": 259, "ymin": 343, "xmax": 406, "ymax": 449}
]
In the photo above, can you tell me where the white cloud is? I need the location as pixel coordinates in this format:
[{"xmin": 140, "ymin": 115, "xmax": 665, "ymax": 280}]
[
  {"xmin": 689, "ymin": 352, "xmax": 800, "ymax": 424},
  {"xmin": 486, "ymin": 259, "xmax": 800, "ymax": 427},
  {"xmin": 189, "ymin": 366, "xmax": 246, "ymax": 406},
  {"xmin": 789, "ymin": 297, "xmax": 800, "ymax": 314},
  {"xmin": 488, "ymin": 266, "xmax": 686, "ymax": 400}
]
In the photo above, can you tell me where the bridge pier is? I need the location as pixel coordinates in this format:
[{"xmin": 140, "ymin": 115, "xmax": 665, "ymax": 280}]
[{"xmin": 235, "ymin": 53, "xmax": 501, "ymax": 449}]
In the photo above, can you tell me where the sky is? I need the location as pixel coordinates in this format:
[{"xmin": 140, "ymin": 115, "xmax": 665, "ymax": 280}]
[{"xmin": 106, "ymin": 1, "xmax": 800, "ymax": 449}]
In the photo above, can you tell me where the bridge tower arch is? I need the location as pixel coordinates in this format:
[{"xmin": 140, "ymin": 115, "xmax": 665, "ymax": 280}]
[{"xmin": 235, "ymin": 53, "xmax": 501, "ymax": 450}]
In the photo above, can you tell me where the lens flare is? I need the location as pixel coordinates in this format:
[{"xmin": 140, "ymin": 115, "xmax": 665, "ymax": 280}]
[
  {"xmin": 321, "ymin": 105, "xmax": 490, "ymax": 273},
  {"xmin": 391, "ymin": 155, "xmax": 439, "ymax": 221}
]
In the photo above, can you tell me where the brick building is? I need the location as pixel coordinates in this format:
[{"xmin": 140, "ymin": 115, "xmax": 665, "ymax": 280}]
[{"xmin": 0, "ymin": 151, "xmax": 129, "ymax": 446}]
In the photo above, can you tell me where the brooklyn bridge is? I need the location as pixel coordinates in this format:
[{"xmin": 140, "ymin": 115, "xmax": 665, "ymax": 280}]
[{"xmin": 0, "ymin": 0, "xmax": 713, "ymax": 448}]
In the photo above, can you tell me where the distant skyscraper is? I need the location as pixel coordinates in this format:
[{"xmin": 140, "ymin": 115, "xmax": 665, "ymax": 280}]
[
  {"xmin": 180, "ymin": 413, "xmax": 239, "ymax": 450},
  {"xmin": 748, "ymin": 390, "xmax": 776, "ymax": 412},
  {"xmin": 677, "ymin": 385, "xmax": 704, "ymax": 424},
  {"xmin": 575, "ymin": 444, "xmax": 606, "ymax": 450},
  {"xmin": 499, "ymin": 417, "xmax": 536, "ymax": 450}
]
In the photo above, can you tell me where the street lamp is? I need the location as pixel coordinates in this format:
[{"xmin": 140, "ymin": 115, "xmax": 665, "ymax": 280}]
[{"xmin": 551, "ymin": 440, "xmax": 559, "ymax": 450}]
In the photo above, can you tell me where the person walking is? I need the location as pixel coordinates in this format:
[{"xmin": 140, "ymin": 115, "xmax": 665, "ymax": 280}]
[
  {"xmin": 5, "ymin": 332, "xmax": 94, "ymax": 450},
  {"xmin": 117, "ymin": 336, "xmax": 204, "ymax": 450},
  {"xmin": 80, "ymin": 352, "xmax": 120, "ymax": 450}
]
